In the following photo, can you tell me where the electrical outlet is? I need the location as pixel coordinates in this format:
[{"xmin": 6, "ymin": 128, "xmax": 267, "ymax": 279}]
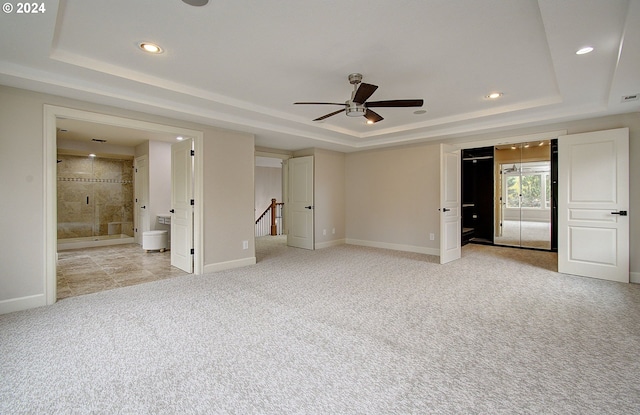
[
  {"xmin": 323, "ymin": 229, "xmax": 327, "ymax": 236},
  {"xmin": 332, "ymin": 228, "xmax": 335, "ymax": 234},
  {"xmin": 429, "ymin": 233, "xmax": 435, "ymax": 241},
  {"xmin": 242, "ymin": 240, "xmax": 248, "ymax": 250}
]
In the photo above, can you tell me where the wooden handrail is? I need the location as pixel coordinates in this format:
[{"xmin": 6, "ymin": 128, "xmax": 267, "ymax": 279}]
[{"xmin": 255, "ymin": 198, "xmax": 284, "ymax": 236}]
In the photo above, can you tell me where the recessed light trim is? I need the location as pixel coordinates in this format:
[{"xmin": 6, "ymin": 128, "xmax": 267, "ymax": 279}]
[
  {"xmin": 182, "ymin": 0, "xmax": 209, "ymax": 5},
  {"xmin": 486, "ymin": 92, "xmax": 503, "ymax": 99},
  {"xmin": 139, "ymin": 42, "xmax": 163, "ymax": 54},
  {"xmin": 576, "ymin": 46, "xmax": 594, "ymax": 55},
  {"xmin": 413, "ymin": 110, "xmax": 427, "ymax": 115}
]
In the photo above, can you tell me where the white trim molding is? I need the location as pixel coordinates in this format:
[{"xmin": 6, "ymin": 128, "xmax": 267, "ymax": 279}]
[
  {"xmin": 315, "ymin": 239, "xmax": 346, "ymax": 249},
  {"xmin": 44, "ymin": 105, "xmax": 205, "ymax": 305},
  {"xmin": 203, "ymin": 257, "xmax": 256, "ymax": 274},
  {"xmin": 0, "ymin": 294, "xmax": 46, "ymax": 315},
  {"xmin": 346, "ymin": 238, "xmax": 439, "ymax": 256}
]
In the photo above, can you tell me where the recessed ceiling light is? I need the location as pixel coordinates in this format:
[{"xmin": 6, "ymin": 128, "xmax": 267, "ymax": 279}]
[
  {"xmin": 576, "ymin": 46, "xmax": 594, "ymax": 55},
  {"xmin": 413, "ymin": 110, "xmax": 427, "ymax": 115},
  {"xmin": 182, "ymin": 0, "xmax": 209, "ymax": 5},
  {"xmin": 486, "ymin": 92, "xmax": 503, "ymax": 99},
  {"xmin": 139, "ymin": 42, "xmax": 163, "ymax": 54},
  {"xmin": 89, "ymin": 153, "xmax": 97, "ymax": 158},
  {"xmin": 366, "ymin": 120, "xmax": 374, "ymax": 125},
  {"xmin": 176, "ymin": 136, "xmax": 184, "ymax": 141}
]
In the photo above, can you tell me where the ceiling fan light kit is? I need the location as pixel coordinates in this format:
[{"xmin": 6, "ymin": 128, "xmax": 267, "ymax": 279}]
[{"xmin": 295, "ymin": 73, "xmax": 424, "ymax": 124}]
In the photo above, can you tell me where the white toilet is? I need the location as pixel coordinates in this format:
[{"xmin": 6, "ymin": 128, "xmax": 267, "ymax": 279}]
[{"xmin": 142, "ymin": 230, "xmax": 168, "ymax": 252}]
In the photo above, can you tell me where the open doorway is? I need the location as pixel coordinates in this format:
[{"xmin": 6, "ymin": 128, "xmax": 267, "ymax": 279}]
[
  {"xmin": 44, "ymin": 105, "xmax": 204, "ymax": 304},
  {"xmin": 461, "ymin": 136, "xmax": 559, "ymax": 252},
  {"xmin": 255, "ymin": 154, "xmax": 288, "ymax": 259}
]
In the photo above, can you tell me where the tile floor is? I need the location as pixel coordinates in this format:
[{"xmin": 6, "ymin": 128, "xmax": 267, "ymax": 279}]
[{"xmin": 56, "ymin": 244, "xmax": 190, "ymax": 300}]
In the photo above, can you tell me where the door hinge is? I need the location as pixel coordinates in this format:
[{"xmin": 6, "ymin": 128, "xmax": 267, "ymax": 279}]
[
  {"xmin": 190, "ymin": 248, "xmax": 194, "ymax": 255},
  {"xmin": 190, "ymin": 199, "xmax": 195, "ymax": 206},
  {"xmin": 191, "ymin": 150, "xmax": 195, "ymax": 156}
]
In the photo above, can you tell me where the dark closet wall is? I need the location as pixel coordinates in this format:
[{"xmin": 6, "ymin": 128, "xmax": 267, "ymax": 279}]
[{"xmin": 462, "ymin": 146, "xmax": 494, "ymax": 244}]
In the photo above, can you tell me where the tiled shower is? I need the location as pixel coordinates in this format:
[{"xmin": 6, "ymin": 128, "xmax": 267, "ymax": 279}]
[{"xmin": 57, "ymin": 154, "xmax": 134, "ymax": 243}]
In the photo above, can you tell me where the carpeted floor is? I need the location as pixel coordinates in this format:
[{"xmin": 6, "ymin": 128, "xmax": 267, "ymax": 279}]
[{"xmin": 1, "ymin": 237, "xmax": 639, "ymax": 414}]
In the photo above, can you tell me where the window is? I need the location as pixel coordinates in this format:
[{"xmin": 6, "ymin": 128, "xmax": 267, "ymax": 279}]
[{"xmin": 503, "ymin": 162, "xmax": 551, "ymax": 209}]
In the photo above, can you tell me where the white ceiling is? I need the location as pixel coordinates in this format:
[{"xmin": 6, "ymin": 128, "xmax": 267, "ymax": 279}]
[{"xmin": 1, "ymin": 0, "xmax": 638, "ymax": 152}]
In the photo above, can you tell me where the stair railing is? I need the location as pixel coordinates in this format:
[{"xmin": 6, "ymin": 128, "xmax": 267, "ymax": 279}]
[{"xmin": 255, "ymin": 198, "xmax": 284, "ymax": 236}]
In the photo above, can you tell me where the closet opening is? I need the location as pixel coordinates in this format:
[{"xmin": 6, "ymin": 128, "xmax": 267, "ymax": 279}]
[{"xmin": 462, "ymin": 139, "xmax": 558, "ymax": 251}]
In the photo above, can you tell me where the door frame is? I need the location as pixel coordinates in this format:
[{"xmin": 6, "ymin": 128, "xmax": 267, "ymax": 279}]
[
  {"xmin": 44, "ymin": 105, "xmax": 204, "ymax": 305},
  {"xmin": 134, "ymin": 155, "xmax": 149, "ymax": 245},
  {"xmin": 453, "ymin": 130, "xmax": 566, "ymax": 252}
]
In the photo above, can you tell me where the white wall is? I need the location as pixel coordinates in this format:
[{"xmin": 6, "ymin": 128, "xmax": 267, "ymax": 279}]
[
  {"xmin": 255, "ymin": 166, "xmax": 282, "ymax": 220},
  {"xmin": 148, "ymin": 141, "xmax": 172, "ymax": 231}
]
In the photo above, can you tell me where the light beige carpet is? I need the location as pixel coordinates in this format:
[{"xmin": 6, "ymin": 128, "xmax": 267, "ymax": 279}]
[{"xmin": 1, "ymin": 238, "xmax": 638, "ymax": 414}]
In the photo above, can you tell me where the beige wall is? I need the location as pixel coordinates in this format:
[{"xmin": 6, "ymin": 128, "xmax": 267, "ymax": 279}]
[
  {"xmin": 344, "ymin": 112, "xmax": 640, "ymax": 278},
  {"xmin": 313, "ymin": 149, "xmax": 345, "ymax": 247},
  {"xmin": 345, "ymin": 143, "xmax": 440, "ymax": 254},
  {"xmin": 0, "ymin": 85, "xmax": 255, "ymax": 313},
  {"xmin": 203, "ymin": 128, "xmax": 255, "ymax": 267}
]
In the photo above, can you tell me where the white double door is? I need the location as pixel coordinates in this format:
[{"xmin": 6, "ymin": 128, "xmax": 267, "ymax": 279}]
[{"xmin": 440, "ymin": 128, "xmax": 629, "ymax": 283}]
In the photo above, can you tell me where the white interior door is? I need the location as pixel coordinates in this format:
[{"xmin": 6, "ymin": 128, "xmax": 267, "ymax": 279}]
[
  {"xmin": 134, "ymin": 156, "xmax": 149, "ymax": 245},
  {"xmin": 171, "ymin": 139, "xmax": 194, "ymax": 273},
  {"xmin": 558, "ymin": 128, "xmax": 629, "ymax": 282},
  {"xmin": 287, "ymin": 156, "xmax": 314, "ymax": 250},
  {"xmin": 440, "ymin": 144, "xmax": 462, "ymax": 264}
]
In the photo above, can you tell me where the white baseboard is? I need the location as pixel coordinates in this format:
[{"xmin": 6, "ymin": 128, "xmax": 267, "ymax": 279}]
[
  {"xmin": 631, "ymin": 272, "xmax": 640, "ymax": 284},
  {"xmin": 203, "ymin": 257, "xmax": 256, "ymax": 273},
  {"xmin": 0, "ymin": 294, "xmax": 46, "ymax": 315},
  {"xmin": 315, "ymin": 239, "xmax": 345, "ymax": 249},
  {"xmin": 345, "ymin": 238, "xmax": 439, "ymax": 256}
]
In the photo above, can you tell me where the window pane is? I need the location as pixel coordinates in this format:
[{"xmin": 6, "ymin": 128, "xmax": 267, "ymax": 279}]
[
  {"xmin": 507, "ymin": 176, "xmax": 520, "ymax": 208},
  {"xmin": 521, "ymin": 174, "xmax": 542, "ymax": 208},
  {"xmin": 545, "ymin": 173, "xmax": 551, "ymax": 208}
]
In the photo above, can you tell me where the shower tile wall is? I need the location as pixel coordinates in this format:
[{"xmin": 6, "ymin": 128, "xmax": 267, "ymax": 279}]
[{"xmin": 57, "ymin": 155, "xmax": 134, "ymax": 239}]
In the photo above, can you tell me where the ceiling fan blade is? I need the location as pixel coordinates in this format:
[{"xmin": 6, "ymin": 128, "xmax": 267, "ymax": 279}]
[
  {"xmin": 352, "ymin": 83, "xmax": 378, "ymax": 104},
  {"xmin": 364, "ymin": 109, "xmax": 384, "ymax": 123},
  {"xmin": 313, "ymin": 108, "xmax": 346, "ymax": 121},
  {"xmin": 294, "ymin": 102, "xmax": 346, "ymax": 106},
  {"xmin": 366, "ymin": 99, "xmax": 424, "ymax": 108}
]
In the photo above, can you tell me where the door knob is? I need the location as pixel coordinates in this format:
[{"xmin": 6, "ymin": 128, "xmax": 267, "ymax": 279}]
[
  {"xmin": 441, "ymin": 208, "xmax": 451, "ymax": 212},
  {"xmin": 141, "ymin": 205, "xmax": 146, "ymax": 209},
  {"xmin": 305, "ymin": 205, "xmax": 314, "ymax": 210},
  {"xmin": 170, "ymin": 209, "xmax": 175, "ymax": 213}
]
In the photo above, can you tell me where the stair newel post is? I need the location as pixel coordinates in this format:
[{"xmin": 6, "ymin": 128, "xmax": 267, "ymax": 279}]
[{"xmin": 270, "ymin": 198, "xmax": 277, "ymax": 236}]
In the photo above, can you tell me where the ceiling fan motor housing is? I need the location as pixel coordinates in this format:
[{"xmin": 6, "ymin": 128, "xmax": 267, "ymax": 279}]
[{"xmin": 346, "ymin": 101, "xmax": 366, "ymax": 117}]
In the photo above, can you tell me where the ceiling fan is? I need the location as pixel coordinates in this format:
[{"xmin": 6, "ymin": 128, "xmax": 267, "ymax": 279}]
[{"xmin": 294, "ymin": 73, "xmax": 424, "ymax": 124}]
